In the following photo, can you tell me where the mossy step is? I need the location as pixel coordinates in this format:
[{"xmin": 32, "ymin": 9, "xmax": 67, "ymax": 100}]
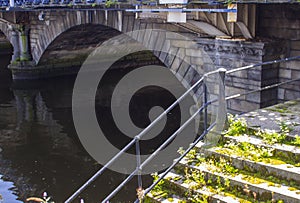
[
  {"xmin": 176, "ymin": 161, "xmax": 300, "ymax": 203},
  {"xmin": 146, "ymin": 192, "xmax": 185, "ymax": 203},
  {"xmin": 201, "ymin": 148, "xmax": 300, "ymax": 184},
  {"xmin": 158, "ymin": 172, "xmax": 243, "ymax": 203},
  {"xmin": 240, "ymin": 99, "xmax": 300, "ymax": 138},
  {"xmin": 223, "ymin": 135, "xmax": 300, "ymax": 162}
]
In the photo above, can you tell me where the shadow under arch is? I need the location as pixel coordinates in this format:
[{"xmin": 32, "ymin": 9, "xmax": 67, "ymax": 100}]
[
  {"xmin": 38, "ymin": 24, "xmax": 122, "ymax": 67},
  {"xmin": 0, "ymin": 30, "xmax": 14, "ymax": 104}
]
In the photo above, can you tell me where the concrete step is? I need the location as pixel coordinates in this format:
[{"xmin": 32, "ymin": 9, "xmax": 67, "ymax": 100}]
[
  {"xmin": 175, "ymin": 160, "xmax": 300, "ymax": 203},
  {"xmin": 223, "ymin": 135, "xmax": 300, "ymax": 163},
  {"xmin": 201, "ymin": 147, "xmax": 300, "ymax": 184}
]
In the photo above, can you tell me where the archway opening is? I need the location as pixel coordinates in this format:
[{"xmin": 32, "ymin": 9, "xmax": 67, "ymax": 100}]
[
  {"xmin": 38, "ymin": 24, "xmax": 122, "ymax": 66},
  {"xmin": 0, "ymin": 30, "xmax": 13, "ymax": 70},
  {"xmin": 0, "ymin": 30, "xmax": 13, "ymax": 103}
]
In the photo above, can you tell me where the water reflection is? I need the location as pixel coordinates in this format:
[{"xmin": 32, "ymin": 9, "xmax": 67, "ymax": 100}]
[
  {"xmin": 0, "ymin": 53, "xmax": 150, "ymax": 202},
  {"xmin": 0, "ymin": 44, "xmax": 193, "ymax": 202}
]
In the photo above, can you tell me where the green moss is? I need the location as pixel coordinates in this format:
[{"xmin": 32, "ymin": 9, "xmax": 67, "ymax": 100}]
[
  {"xmin": 242, "ymin": 175, "xmax": 266, "ymax": 185},
  {"xmin": 288, "ymin": 187, "xmax": 298, "ymax": 191},
  {"xmin": 0, "ymin": 42, "xmax": 12, "ymax": 50}
]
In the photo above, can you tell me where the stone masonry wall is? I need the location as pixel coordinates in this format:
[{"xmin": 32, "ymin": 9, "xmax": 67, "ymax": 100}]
[
  {"xmin": 258, "ymin": 4, "xmax": 300, "ymax": 102},
  {"xmin": 197, "ymin": 38, "xmax": 285, "ymax": 113}
]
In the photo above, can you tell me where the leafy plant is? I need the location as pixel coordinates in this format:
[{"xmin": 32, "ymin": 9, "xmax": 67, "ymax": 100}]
[
  {"xmin": 291, "ymin": 135, "xmax": 300, "ymax": 147},
  {"xmin": 105, "ymin": 0, "xmax": 116, "ymax": 7},
  {"xmin": 279, "ymin": 121, "xmax": 293, "ymax": 134},
  {"xmin": 151, "ymin": 172, "xmax": 165, "ymax": 194},
  {"xmin": 188, "ymin": 194, "xmax": 209, "ymax": 203},
  {"xmin": 256, "ymin": 129, "xmax": 286, "ymax": 145},
  {"xmin": 225, "ymin": 115, "xmax": 249, "ymax": 137}
]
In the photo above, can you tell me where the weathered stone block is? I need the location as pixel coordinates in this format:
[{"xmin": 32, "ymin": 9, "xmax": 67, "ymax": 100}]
[
  {"xmin": 226, "ymin": 86, "xmax": 246, "ymax": 100},
  {"xmin": 170, "ymin": 40, "xmax": 197, "ymax": 49},
  {"xmin": 176, "ymin": 60, "xmax": 190, "ymax": 79},
  {"xmin": 186, "ymin": 48, "xmax": 202, "ymax": 57},
  {"xmin": 190, "ymin": 56, "xmax": 204, "ymax": 66},
  {"xmin": 228, "ymin": 99, "xmax": 260, "ymax": 112},
  {"xmin": 278, "ymin": 88, "xmax": 285, "ymax": 100},
  {"xmin": 285, "ymin": 61, "xmax": 300, "ymax": 70},
  {"xmin": 285, "ymin": 89, "xmax": 300, "ymax": 100},
  {"xmin": 279, "ymin": 69, "xmax": 292, "ymax": 79},
  {"xmin": 170, "ymin": 56, "xmax": 183, "ymax": 73},
  {"xmin": 291, "ymin": 40, "xmax": 300, "ymax": 50},
  {"xmin": 246, "ymin": 92, "xmax": 261, "ymax": 103}
]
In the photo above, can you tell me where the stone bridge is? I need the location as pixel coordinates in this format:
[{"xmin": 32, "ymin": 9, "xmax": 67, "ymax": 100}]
[
  {"xmin": 0, "ymin": 4, "xmax": 299, "ymax": 112},
  {"xmin": 0, "ymin": 4, "xmax": 259, "ymax": 79}
]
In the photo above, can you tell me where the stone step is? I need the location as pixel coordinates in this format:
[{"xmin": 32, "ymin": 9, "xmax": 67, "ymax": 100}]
[
  {"xmin": 150, "ymin": 172, "xmax": 244, "ymax": 203},
  {"xmin": 175, "ymin": 160, "xmax": 300, "ymax": 203},
  {"xmin": 146, "ymin": 192, "xmax": 184, "ymax": 203},
  {"xmin": 201, "ymin": 147, "xmax": 300, "ymax": 184},
  {"xmin": 223, "ymin": 135, "xmax": 300, "ymax": 162}
]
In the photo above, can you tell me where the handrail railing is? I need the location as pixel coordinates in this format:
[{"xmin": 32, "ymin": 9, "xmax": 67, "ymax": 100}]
[
  {"xmin": 132, "ymin": 55, "xmax": 300, "ymax": 202},
  {"xmin": 66, "ymin": 55, "xmax": 300, "ymax": 203},
  {"xmin": 225, "ymin": 55, "xmax": 300, "ymax": 101},
  {"xmin": 65, "ymin": 68, "xmax": 225, "ymax": 203}
]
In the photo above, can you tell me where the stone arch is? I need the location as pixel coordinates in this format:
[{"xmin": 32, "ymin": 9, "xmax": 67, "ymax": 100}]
[
  {"xmin": 0, "ymin": 23, "xmax": 12, "ymax": 44},
  {"xmin": 30, "ymin": 10, "xmax": 119, "ymax": 63},
  {"xmin": 0, "ymin": 28, "xmax": 13, "ymax": 63},
  {"xmin": 34, "ymin": 10, "xmax": 210, "ymax": 92},
  {"xmin": 38, "ymin": 23, "xmax": 122, "ymax": 66},
  {"xmin": 0, "ymin": 23, "xmax": 15, "ymax": 56}
]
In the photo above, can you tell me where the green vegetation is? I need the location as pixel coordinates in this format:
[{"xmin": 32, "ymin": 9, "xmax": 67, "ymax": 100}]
[
  {"xmin": 289, "ymin": 135, "xmax": 300, "ymax": 147},
  {"xmin": 225, "ymin": 115, "xmax": 251, "ymax": 137},
  {"xmin": 148, "ymin": 114, "xmax": 300, "ymax": 203},
  {"xmin": 105, "ymin": 0, "xmax": 117, "ymax": 7}
]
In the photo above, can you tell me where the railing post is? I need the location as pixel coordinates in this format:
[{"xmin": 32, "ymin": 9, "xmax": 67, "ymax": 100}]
[
  {"xmin": 216, "ymin": 68, "xmax": 227, "ymax": 130},
  {"xmin": 203, "ymin": 68, "xmax": 227, "ymax": 147},
  {"xmin": 135, "ymin": 139, "xmax": 143, "ymax": 202},
  {"xmin": 203, "ymin": 80, "xmax": 208, "ymax": 133}
]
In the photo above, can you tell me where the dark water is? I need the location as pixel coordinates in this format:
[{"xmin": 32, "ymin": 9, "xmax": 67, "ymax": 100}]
[
  {"xmin": 0, "ymin": 47, "xmax": 194, "ymax": 202},
  {"xmin": 0, "ymin": 51, "xmax": 155, "ymax": 202}
]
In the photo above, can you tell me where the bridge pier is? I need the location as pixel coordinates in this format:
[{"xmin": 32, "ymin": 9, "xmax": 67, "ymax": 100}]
[
  {"xmin": 8, "ymin": 24, "xmax": 36, "ymax": 80},
  {"xmin": 18, "ymin": 25, "xmax": 31, "ymax": 61},
  {"xmin": 10, "ymin": 29, "xmax": 20, "ymax": 62}
]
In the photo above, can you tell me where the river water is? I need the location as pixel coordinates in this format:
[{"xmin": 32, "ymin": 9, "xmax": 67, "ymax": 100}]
[
  {"xmin": 0, "ymin": 50, "xmax": 154, "ymax": 202},
  {"xmin": 0, "ymin": 46, "xmax": 191, "ymax": 202}
]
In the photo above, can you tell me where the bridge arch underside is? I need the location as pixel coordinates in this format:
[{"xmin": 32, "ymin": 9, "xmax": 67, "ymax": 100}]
[
  {"xmin": 37, "ymin": 23, "xmax": 210, "ymax": 96},
  {"xmin": 38, "ymin": 24, "xmax": 120, "ymax": 67},
  {"xmin": 0, "ymin": 29, "xmax": 13, "ymax": 54}
]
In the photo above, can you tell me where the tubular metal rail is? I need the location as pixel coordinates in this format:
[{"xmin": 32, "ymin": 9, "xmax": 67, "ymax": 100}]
[
  {"xmin": 65, "ymin": 55, "xmax": 300, "ymax": 203},
  {"xmin": 65, "ymin": 68, "xmax": 227, "ymax": 203}
]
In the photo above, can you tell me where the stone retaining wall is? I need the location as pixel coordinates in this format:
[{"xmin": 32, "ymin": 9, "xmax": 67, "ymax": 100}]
[
  {"xmin": 258, "ymin": 4, "xmax": 300, "ymax": 102},
  {"xmin": 196, "ymin": 38, "xmax": 285, "ymax": 113}
]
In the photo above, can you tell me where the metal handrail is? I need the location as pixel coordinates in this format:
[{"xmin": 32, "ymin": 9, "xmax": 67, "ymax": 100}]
[
  {"xmin": 67, "ymin": 54, "xmax": 300, "ymax": 202},
  {"xmin": 225, "ymin": 55, "xmax": 300, "ymax": 100},
  {"xmin": 134, "ymin": 121, "xmax": 217, "ymax": 203},
  {"xmin": 226, "ymin": 55, "xmax": 300, "ymax": 74},
  {"xmin": 103, "ymin": 98, "xmax": 218, "ymax": 202},
  {"xmin": 65, "ymin": 68, "xmax": 224, "ymax": 203},
  {"xmin": 132, "ymin": 55, "xmax": 300, "ymax": 202}
]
